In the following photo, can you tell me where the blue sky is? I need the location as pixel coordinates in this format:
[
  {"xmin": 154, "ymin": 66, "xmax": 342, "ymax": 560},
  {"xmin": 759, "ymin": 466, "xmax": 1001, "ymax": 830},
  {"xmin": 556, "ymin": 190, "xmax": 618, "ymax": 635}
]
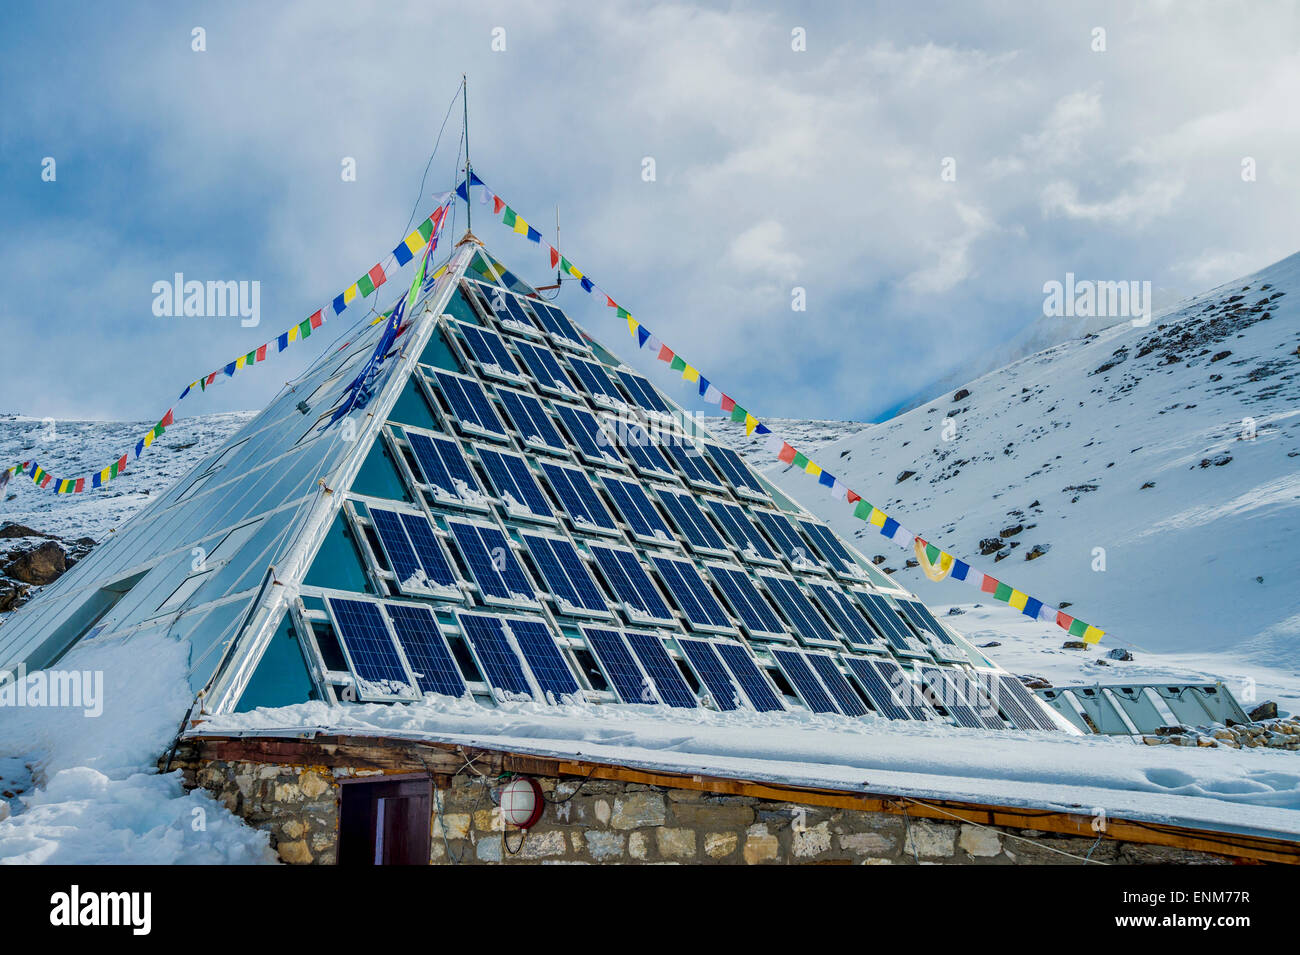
[{"xmin": 3, "ymin": 1, "xmax": 1299, "ymax": 424}]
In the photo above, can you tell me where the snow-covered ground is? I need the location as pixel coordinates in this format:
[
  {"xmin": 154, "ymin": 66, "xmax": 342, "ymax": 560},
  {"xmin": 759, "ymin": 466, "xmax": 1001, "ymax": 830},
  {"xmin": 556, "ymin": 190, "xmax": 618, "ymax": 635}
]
[{"xmin": 710, "ymin": 252, "xmax": 1300, "ymax": 714}]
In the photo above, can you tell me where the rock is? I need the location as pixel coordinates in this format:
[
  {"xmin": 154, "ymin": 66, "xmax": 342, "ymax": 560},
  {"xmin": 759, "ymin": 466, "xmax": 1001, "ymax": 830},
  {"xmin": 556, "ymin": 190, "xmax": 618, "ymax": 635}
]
[
  {"xmin": 1024, "ymin": 544, "xmax": 1049, "ymax": 561},
  {"xmin": 792, "ymin": 821, "xmax": 832, "ymax": 859},
  {"xmin": 871, "ymin": 555, "xmax": 886, "ymax": 565},
  {"xmin": 1061, "ymin": 640, "xmax": 1089, "ymax": 651},
  {"xmin": 945, "ymin": 606, "xmax": 964, "ymax": 615},
  {"xmin": 999, "ymin": 524, "xmax": 1024, "ymax": 538},
  {"xmin": 839, "ymin": 831, "xmax": 895, "ymax": 856},
  {"xmin": 611, "ymin": 792, "xmax": 666, "ymax": 830},
  {"xmin": 0, "ymin": 582, "xmax": 30, "ymax": 613},
  {"xmin": 896, "ymin": 470, "xmax": 916, "ymax": 483},
  {"xmin": 958, "ymin": 825, "xmax": 1002, "ymax": 858},
  {"xmin": 1020, "ymin": 675, "xmax": 1052, "ymax": 689},
  {"xmin": 1249, "ymin": 701, "xmax": 1278, "ymax": 721},
  {"xmin": 978, "ymin": 641, "xmax": 1001, "ymax": 649},
  {"xmin": 742, "ymin": 824, "xmax": 779, "ymax": 864},
  {"xmin": 953, "ymin": 388, "xmax": 970, "ymax": 402},
  {"xmin": 628, "ymin": 831, "xmax": 649, "ymax": 860},
  {"xmin": 1155, "ymin": 724, "xmax": 1191, "ymax": 736},
  {"xmin": 277, "ymin": 839, "xmax": 313, "ymax": 864},
  {"xmin": 704, "ymin": 832, "xmax": 738, "ymax": 859},
  {"xmin": 299, "ymin": 770, "xmax": 329, "ymax": 799},
  {"xmin": 1141, "ymin": 481, "xmax": 1156, "ymax": 489},
  {"xmin": 5, "ymin": 541, "xmax": 67, "ymax": 585},
  {"xmin": 1210, "ymin": 350, "xmax": 1231, "ymax": 362},
  {"xmin": 1106, "ymin": 648, "xmax": 1133, "ymax": 661},
  {"xmin": 903, "ymin": 820, "xmax": 956, "ymax": 858},
  {"xmin": 978, "ymin": 538, "xmax": 1003, "ymax": 556},
  {"xmin": 0, "ymin": 523, "xmax": 53, "ymax": 539}
]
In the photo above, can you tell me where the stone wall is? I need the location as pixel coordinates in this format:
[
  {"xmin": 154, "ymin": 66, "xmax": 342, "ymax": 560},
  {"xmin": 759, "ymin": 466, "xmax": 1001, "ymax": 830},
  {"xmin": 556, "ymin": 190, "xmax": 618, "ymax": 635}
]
[{"xmin": 181, "ymin": 757, "xmax": 1232, "ymax": 866}]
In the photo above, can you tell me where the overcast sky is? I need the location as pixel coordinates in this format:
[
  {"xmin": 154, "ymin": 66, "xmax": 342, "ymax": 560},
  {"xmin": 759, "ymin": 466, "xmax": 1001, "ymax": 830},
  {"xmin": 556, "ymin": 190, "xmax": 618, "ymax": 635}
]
[{"xmin": 3, "ymin": 0, "xmax": 1298, "ymax": 424}]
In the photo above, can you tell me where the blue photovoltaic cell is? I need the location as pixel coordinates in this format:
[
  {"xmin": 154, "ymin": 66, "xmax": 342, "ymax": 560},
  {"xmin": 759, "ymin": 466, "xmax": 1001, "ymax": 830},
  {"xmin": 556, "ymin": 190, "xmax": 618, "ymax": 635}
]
[
  {"xmin": 714, "ymin": 641, "xmax": 785, "ymax": 712},
  {"xmin": 943, "ymin": 670, "xmax": 1003, "ymax": 729},
  {"xmin": 798, "ymin": 520, "xmax": 862, "ymax": 577},
  {"xmin": 657, "ymin": 489, "xmax": 728, "ymax": 553},
  {"xmin": 707, "ymin": 565, "xmax": 785, "ymax": 636},
  {"xmin": 614, "ymin": 423, "xmax": 675, "ymax": 477},
  {"xmin": 705, "ymin": 444, "xmax": 768, "ymax": 498},
  {"xmin": 706, "ymin": 500, "xmax": 778, "ymax": 563},
  {"xmin": 917, "ymin": 666, "xmax": 985, "ymax": 728},
  {"xmin": 603, "ymin": 477, "xmax": 674, "ymax": 543},
  {"xmin": 434, "ymin": 371, "xmax": 507, "ymax": 438},
  {"xmin": 397, "ymin": 511, "xmax": 458, "ymax": 589},
  {"xmin": 583, "ymin": 626, "xmax": 657, "ymax": 705},
  {"xmin": 677, "ymin": 638, "xmax": 744, "ymax": 710},
  {"xmin": 508, "ymin": 617, "xmax": 580, "ymax": 698},
  {"xmin": 514, "ymin": 340, "xmax": 576, "ymax": 396},
  {"xmin": 650, "ymin": 557, "xmax": 733, "ymax": 630},
  {"xmin": 872, "ymin": 658, "xmax": 932, "ymax": 719},
  {"xmin": 899, "ymin": 600, "xmax": 958, "ymax": 646},
  {"xmin": 841, "ymin": 656, "xmax": 916, "ymax": 721},
  {"xmin": 854, "ymin": 592, "xmax": 923, "ymax": 653},
  {"xmin": 457, "ymin": 612, "xmax": 534, "ymax": 697},
  {"xmin": 997, "ymin": 674, "xmax": 1060, "ymax": 731},
  {"xmin": 771, "ymin": 648, "xmax": 838, "ymax": 714},
  {"xmin": 521, "ymin": 533, "xmax": 608, "ymax": 615},
  {"xmin": 326, "ymin": 598, "xmax": 413, "ymax": 698},
  {"xmin": 530, "ymin": 300, "xmax": 586, "ymax": 347},
  {"xmin": 539, "ymin": 462, "xmax": 618, "ymax": 533},
  {"xmin": 809, "ymin": 583, "xmax": 881, "ymax": 649},
  {"xmin": 623, "ymin": 631, "xmax": 698, "ymax": 708},
  {"xmin": 662, "ymin": 441, "xmax": 726, "ymax": 490},
  {"xmin": 759, "ymin": 574, "xmax": 838, "ymax": 645},
  {"xmin": 446, "ymin": 520, "xmax": 536, "ymax": 604},
  {"xmin": 478, "ymin": 284, "xmax": 540, "ymax": 334},
  {"xmin": 754, "ymin": 510, "xmax": 824, "ymax": 572},
  {"xmin": 588, "ymin": 545, "xmax": 675, "ymax": 624},
  {"xmin": 476, "ymin": 448, "xmax": 553, "ymax": 519},
  {"xmin": 407, "ymin": 432, "xmax": 484, "ymax": 503},
  {"xmin": 568, "ymin": 358, "xmax": 626, "ymax": 405},
  {"xmin": 368, "ymin": 507, "xmax": 422, "ymax": 584},
  {"xmin": 555, "ymin": 404, "xmax": 624, "ymax": 468},
  {"xmin": 459, "ymin": 323, "xmax": 521, "ymax": 377},
  {"xmin": 804, "ymin": 651, "xmax": 870, "ymax": 716},
  {"xmin": 383, "ymin": 603, "xmax": 466, "ymax": 697},
  {"xmin": 615, "ymin": 369, "xmax": 672, "ymax": 414},
  {"xmin": 497, "ymin": 389, "xmax": 567, "ymax": 453}
]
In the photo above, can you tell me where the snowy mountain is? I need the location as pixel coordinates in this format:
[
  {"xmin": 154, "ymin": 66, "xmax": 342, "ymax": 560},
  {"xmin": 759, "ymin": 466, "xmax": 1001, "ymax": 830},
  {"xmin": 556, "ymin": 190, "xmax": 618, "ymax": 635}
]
[{"xmin": 712, "ymin": 252, "xmax": 1300, "ymax": 710}]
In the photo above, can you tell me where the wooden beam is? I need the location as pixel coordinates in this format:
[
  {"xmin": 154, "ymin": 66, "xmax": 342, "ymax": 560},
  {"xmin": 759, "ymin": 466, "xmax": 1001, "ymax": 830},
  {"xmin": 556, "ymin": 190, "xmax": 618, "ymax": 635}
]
[{"xmin": 181, "ymin": 733, "xmax": 1300, "ymax": 864}]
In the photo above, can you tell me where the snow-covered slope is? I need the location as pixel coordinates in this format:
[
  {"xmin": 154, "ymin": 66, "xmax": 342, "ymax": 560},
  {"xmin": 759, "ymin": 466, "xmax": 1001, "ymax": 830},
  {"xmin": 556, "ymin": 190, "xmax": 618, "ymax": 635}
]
[{"xmin": 711, "ymin": 253, "xmax": 1299, "ymax": 707}]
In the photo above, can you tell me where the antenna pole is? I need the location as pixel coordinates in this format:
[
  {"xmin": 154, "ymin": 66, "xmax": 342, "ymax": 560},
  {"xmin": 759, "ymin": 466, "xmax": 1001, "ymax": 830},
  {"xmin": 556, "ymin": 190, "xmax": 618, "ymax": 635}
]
[
  {"xmin": 555, "ymin": 205, "xmax": 561, "ymax": 285},
  {"xmin": 462, "ymin": 74, "xmax": 471, "ymax": 234}
]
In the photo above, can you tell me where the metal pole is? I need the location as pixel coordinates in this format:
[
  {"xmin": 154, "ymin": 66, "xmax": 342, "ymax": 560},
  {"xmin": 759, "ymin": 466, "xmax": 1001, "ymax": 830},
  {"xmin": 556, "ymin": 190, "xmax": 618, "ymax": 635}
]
[{"xmin": 462, "ymin": 74, "xmax": 471, "ymax": 234}]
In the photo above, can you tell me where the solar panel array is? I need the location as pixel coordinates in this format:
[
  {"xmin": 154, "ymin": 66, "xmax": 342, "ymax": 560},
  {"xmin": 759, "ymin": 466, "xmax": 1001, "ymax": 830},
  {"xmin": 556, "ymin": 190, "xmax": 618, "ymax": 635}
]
[{"xmin": 305, "ymin": 272, "xmax": 1058, "ymax": 732}]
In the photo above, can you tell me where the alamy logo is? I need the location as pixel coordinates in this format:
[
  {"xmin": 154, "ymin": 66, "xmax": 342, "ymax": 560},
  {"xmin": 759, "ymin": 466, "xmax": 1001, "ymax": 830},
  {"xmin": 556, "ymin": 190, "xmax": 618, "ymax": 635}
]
[
  {"xmin": 1042, "ymin": 272, "xmax": 1152, "ymax": 327},
  {"xmin": 0, "ymin": 664, "xmax": 103, "ymax": 717},
  {"xmin": 50, "ymin": 885, "xmax": 151, "ymax": 935},
  {"xmin": 152, "ymin": 273, "xmax": 260, "ymax": 327}
]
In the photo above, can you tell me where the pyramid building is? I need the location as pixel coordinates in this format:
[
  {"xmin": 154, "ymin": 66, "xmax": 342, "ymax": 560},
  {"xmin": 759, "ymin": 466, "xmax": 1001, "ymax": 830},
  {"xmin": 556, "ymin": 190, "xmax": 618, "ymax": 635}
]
[{"xmin": 0, "ymin": 236, "xmax": 1063, "ymax": 733}]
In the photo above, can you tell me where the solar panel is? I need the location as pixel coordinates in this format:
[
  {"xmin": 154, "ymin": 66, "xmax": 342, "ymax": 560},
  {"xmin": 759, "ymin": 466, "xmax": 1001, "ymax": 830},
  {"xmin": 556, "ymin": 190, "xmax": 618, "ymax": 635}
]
[
  {"xmin": 996, "ymin": 673, "xmax": 1061, "ymax": 731},
  {"xmin": 705, "ymin": 444, "xmax": 769, "ymax": 500},
  {"xmin": 514, "ymin": 340, "xmax": 579, "ymax": 398},
  {"xmin": 612, "ymin": 421, "xmax": 676, "ymax": 478},
  {"xmin": 539, "ymin": 462, "xmax": 619, "ymax": 534},
  {"xmin": 614, "ymin": 369, "xmax": 673, "ymax": 414},
  {"xmin": 871, "ymin": 658, "xmax": 933, "ymax": 719},
  {"xmin": 367, "ymin": 507, "xmax": 422, "ymax": 587},
  {"xmin": 947, "ymin": 670, "xmax": 1005, "ymax": 729},
  {"xmin": 705, "ymin": 500, "xmax": 779, "ymax": 564},
  {"xmin": 555, "ymin": 404, "xmax": 625, "ymax": 469},
  {"xmin": 582, "ymin": 626, "xmax": 658, "ymax": 704},
  {"xmin": 803, "ymin": 651, "xmax": 870, "ymax": 716},
  {"xmin": 898, "ymin": 600, "xmax": 958, "ymax": 646},
  {"xmin": 754, "ymin": 510, "xmax": 824, "ymax": 572},
  {"xmin": 456, "ymin": 611, "xmax": 534, "ymax": 699},
  {"xmin": 588, "ymin": 544, "xmax": 676, "ymax": 625},
  {"xmin": 397, "ymin": 511, "xmax": 458, "ymax": 591},
  {"xmin": 650, "ymin": 556, "xmax": 734, "ymax": 632},
  {"xmin": 841, "ymin": 656, "xmax": 915, "ymax": 720},
  {"xmin": 475, "ymin": 448, "xmax": 554, "ymax": 520},
  {"xmin": 758, "ymin": 573, "xmax": 840, "ymax": 646},
  {"xmin": 434, "ymin": 371, "xmax": 508, "ymax": 439},
  {"xmin": 480, "ymin": 284, "xmax": 543, "ymax": 336},
  {"xmin": 916, "ymin": 666, "xmax": 987, "ymax": 728},
  {"xmin": 407, "ymin": 432, "xmax": 487, "ymax": 507},
  {"xmin": 798, "ymin": 520, "xmax": 864, "ymax": 579},
  {"xmin": 521, "ymin": 533, "xmax": 610, "ymax": 617},
  {"xmin": 446, "ymin": 519, "xmax": 538, "ymax": 606},
  {"xmin": 496, "ymin": 388, "xmax": 568, "ymax": 455},
  {"xmin": 662, "ymin": 441, "xmax": 727, "ymax": 491},
  {"xmin": 458, "ymin": 323, "xmax": 522, "ymax": 380},
  {"xmin": 529, "ymin": 300, "xmax": 587, "ymax": 349},
  {"xmin": 808, "ymin": 583, "xmax": 883, "ymax": 650},
  {"xmin": 656, "ymin": 489, "xmax": 729, "ymax": 554},
  {"xmin": 508, "ymin": 616, "xmax": 581, "ymax": 699},
  {"xmin": 326, "ymin": 597, "xmax": 416, "ymax": 701},
  {"xmin": 713, "ymin": 641, "xmax": 786, "ymax": 712},
  {"xmin": 854, "ymin": 591, "xmax": 929, "ymax": 655},
  {"xmin": 382, "ymin": 602, "xmax": 466, "ymax": 697},
  {"xmin": 623, "ymin": 631, "xmax": 699, "ymax": 708},
  {"xmin": 677, "ymin": 638, "xmax": 745, "ymax": 710},
  {"xmin": 706, "ymin": 564, "xmax": 786, "ymax": 638},
  {"xmin": 771, "ymin": 648, "xmax": 839, "ymax": 714},
  {"xmin": 602, "ymin": 476, "xmax": 675, "ymax": 545},
  {"xmin": 568, "ymin": 358, "xmax": 626, "ymax": 408}
]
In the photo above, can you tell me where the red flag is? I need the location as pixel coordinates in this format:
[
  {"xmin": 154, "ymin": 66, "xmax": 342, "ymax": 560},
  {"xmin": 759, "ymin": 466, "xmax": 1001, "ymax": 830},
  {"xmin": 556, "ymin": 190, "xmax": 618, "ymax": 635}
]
[
  {"xmin": 720, "ymin": 395, "xmax": 736, "ymax": 413},
  {"xmin": 549, "ymin": 247, "xmax": 559, "ymax": 269},
  {"xmin": 493, "ymin": 196, "xmax": 505, "ymax": 214},
  {"xmin": 657, "ymin": 345, "xmax": 674, "ymax": 363},
  {"xmin": 846, "ymin": 490, "xmax": 861, "ymax": 504},
  {"xmin": 981, "ymin": 576, "xmax": 999, "ymax": 594},
  {"xmin": 778, "ymin": 443, "xmax": 796, "ymax": 463},
  {"xmin": 256, "ymin": 343, "xmax": 268, "ymax": 362},
  {"xmin": 1056, "ymin": 611, "xmax": 1075, "ymax": 630},
  {"xmin": 159, "ymin": 409, "xmax": 175, "ymax": 428},
  {"xmin": 606, "ymin": 296, "xmax": 618, "ymax": 308},
  {"xmin": 309, "ymin": 310, "xmax": 323, "ymax": 329}
]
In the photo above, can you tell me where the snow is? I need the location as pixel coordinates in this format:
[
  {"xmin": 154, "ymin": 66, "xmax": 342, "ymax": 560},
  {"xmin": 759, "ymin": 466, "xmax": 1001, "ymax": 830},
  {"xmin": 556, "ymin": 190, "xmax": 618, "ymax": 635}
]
[
  {"xmin": 0, "ymin": 628, "xmax": 277, "ymax": 864},
  {"xmin": 199, "ymin": 692, "xmax": 1300, "ymax": 840}
]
